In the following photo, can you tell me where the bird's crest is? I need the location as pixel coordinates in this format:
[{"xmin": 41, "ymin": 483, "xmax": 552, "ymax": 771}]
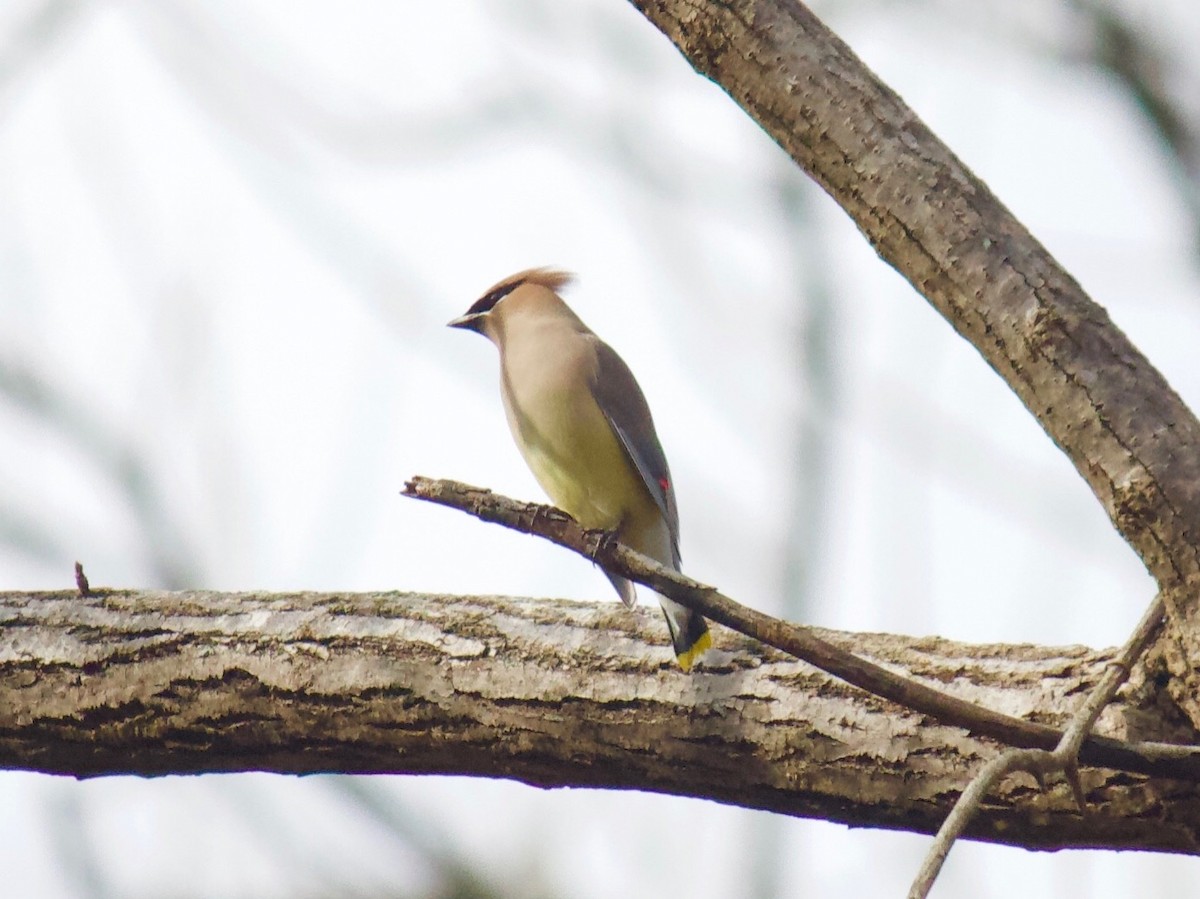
[{"xmin": 465, "ymin": 267, "xmax": 575, "ymax": 316}]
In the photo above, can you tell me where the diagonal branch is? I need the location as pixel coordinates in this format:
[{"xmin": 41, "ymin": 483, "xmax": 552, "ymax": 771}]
[
  {"xmin": 908, "ymin": 593, "xmax": 1167, "ymax": 898},
  {"xmin": 624, "ymin": 0, "xmax": 1200, "ymax": 729},
  {"xmin": 402, "ymin": 477, "xmax": 1200, "ymax": 780}
]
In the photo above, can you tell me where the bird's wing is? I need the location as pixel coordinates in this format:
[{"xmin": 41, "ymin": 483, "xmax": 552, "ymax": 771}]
[{"xmin": 589, "ymin": 338, "xmax": 680, "ymax": 566}]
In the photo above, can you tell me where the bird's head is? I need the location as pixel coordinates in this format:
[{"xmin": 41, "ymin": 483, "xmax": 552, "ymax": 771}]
[{"xmin": 448, "ymin": 267, "xmax": 576, "ymax": 344}]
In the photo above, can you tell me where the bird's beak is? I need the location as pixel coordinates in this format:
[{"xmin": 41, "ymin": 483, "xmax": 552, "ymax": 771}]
[{"xmin": 447, "ymin": 312, "xmax": 484, "ymax": 332}]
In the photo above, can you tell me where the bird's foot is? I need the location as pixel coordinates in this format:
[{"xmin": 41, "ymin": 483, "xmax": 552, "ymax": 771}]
[{"xmin": 587, "ymin": 527, "xmax": 621, "ymax": 562}]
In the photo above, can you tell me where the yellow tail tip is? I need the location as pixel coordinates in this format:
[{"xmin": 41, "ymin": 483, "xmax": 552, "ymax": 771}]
[{"xmin": 675, "ymin": 629, "xmax": 713, "ymax": 672}]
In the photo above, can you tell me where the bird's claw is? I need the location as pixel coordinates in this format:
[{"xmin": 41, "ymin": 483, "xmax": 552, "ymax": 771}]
[{"xmin": 589, "ymin": 528, "xmax": 620, "ymax": 562}]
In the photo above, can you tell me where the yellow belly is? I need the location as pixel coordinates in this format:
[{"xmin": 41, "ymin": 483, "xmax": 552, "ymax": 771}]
[{"xmin": 503, "ymin": 379, "xmax": 656, "ymax": 535}]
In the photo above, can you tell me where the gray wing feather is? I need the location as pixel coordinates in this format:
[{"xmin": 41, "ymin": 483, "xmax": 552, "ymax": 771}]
[{"xmin": 589, "ymin": 338, "xmax": 680, "ymax": 566}]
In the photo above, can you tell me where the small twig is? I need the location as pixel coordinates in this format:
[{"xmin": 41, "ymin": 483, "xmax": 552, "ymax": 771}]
[
  {"xmin": 73, "ymin": 561, "xmax": 90, "ymax": 598},
  {"xmin": 907, "ymin": 594, "xmax": 1167, "ymax": 898},
  {"xmin": 403, "ymin": 477, "xmax": 1200, "ymax": 780}
]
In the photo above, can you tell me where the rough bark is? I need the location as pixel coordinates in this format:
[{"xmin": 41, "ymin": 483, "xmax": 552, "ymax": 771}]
[
  {"xmin": 2, "ymin": 589, "xmax": 1199, "ymax": 854},
  {"xmin": 626, "ymin": 0, "xmax": 1200, "ymax": 727},
  {"xmin": 405, "ymin": 477, "xmax": 1200, "ymax": 779}
]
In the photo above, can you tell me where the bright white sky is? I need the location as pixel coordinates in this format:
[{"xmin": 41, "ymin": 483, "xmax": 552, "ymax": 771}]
[{"xmin": 1, "ymin": 1, "xmax": 1198, "ymax": 896}]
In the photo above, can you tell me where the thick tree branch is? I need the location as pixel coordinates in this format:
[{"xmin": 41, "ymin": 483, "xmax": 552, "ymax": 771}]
[
  {"xmin": 404, "ymin": 477, "xmax": 1200, "ymax": 780},
  {"xmin": 2, "ymin": 586, "xmax": 1200, "ymax": 853},
  {"xmin": 625, "ymin": 0, "xmax": 1200, "ymax": 728}
]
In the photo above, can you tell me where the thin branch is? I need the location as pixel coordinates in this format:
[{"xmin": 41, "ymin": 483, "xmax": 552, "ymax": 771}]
[
  {"xmin": 1059, "ymin": 595, "xmax": 1167, "ymax": 764},
  {"xmin": 909, "ymin": 750, "xmax": 1044, "ymax": 897},
  {"xmin": 908, "ymin": 593, "xmax": 1167, "ymax": 898},
  {"xmin": 402, "ymin": 477, "xmax": 1200, "ymax": 780}
]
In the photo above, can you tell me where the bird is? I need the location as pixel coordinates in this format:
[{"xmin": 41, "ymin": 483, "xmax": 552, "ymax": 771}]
[{"xmin": 448, "ymin": 267, "xmax": 711, "ymax": 671}]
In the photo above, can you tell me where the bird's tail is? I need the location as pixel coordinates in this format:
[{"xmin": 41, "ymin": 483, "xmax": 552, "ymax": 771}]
[
  {"xmin": 603, "ymin": 570, "xmax": 639, "ymax": 609},
  {"xmin": 660, "ymin": 597, "xmax": 712, "ymax": 672},
  {"xmin": 600, "ymin": 536, "xmax": 711, "ymax": 671}
]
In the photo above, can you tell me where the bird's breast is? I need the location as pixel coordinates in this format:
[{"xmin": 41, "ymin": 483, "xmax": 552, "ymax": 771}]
[{"xmin": 499, "ymin": 341, "xmax": 654, "ymax": 534}]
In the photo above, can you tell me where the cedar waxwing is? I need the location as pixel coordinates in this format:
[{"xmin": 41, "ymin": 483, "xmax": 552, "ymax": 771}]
[{"xmin": 449, "ymin": 268, "xmax": 712, "ymax": 671}]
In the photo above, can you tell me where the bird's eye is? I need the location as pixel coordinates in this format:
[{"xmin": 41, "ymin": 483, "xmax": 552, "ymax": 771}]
[{"xmin": 466, "ymin": 281, "xmax": 522, "ymax": 316}]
